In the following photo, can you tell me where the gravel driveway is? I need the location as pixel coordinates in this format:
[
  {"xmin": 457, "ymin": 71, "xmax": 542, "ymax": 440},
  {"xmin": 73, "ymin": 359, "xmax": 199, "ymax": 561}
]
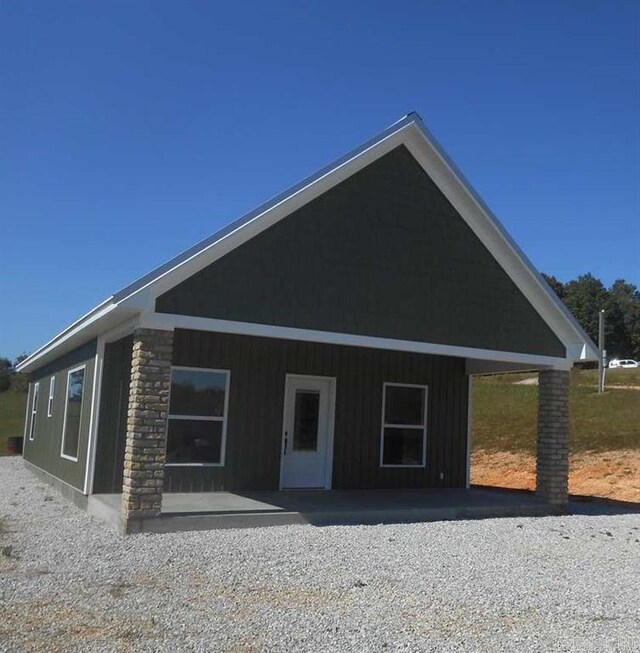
[{"xmin": 1, "ymin": 458, "xmax": 639, "ymax": 653}]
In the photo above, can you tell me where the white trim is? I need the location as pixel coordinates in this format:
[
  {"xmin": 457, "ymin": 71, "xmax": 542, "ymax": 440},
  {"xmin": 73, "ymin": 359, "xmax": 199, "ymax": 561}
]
[
  {"xmin": 171, "ymin": 365, "xmax": 225, "ymax": 373},
  {"xmin": 380, "ymin": 382, "xmax": 428, "ymax": 468},
  {"xmin": 23, "ymin": 384, "xmax": 32, "ymax": 442},
  {"xmin": 28, "ymin": 382, "xmax": 40, "ymax": 442},
  {"xmin": 466, "ymin": 375, "xmax": 473, "ymax": 489},
  {"xmin": 84, "ymin": 338, "xmax": 105, "ymax": 495},
  {"xmin": 60, "ymin": 364, "xmax": 87, "ymax": 463},
  {"xmin": 279, "ymin": 374, "xmax": 336, "ymax": 490},
  {"xmin": 17, "ymin": 301, "xmax": 116, "ymax": 372},
  {"xmin": 168, "ymin": 414, "xmax": 225, "ymax": 422},
  {"xmin": 47, "ymin": 376, "xmax": 55, "ymax": 418},
  {"xmin": 165, "ymin": 366, "xmax": 231, "ymax": 467},
  {"xmin": 402, "ymin": 124, "xmax": 598, "ymax": 362},
  {"xmin": 141, "ymin": 312, "xmax": 573, "ymax": 369}
]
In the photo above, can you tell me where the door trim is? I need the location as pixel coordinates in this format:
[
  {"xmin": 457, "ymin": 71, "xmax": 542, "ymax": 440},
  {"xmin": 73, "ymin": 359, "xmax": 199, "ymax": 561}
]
[{"xmin": 279, "ymin": 374, "xmax": 337, "ymax": 490}]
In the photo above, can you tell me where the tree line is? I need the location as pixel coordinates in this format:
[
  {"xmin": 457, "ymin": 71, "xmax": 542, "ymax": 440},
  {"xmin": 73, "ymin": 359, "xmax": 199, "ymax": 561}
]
[
  {"xmin": 1, "ymin": 272, "xmax": 638, "ymax": 394},
  {"xmin": 542, "ymin": 273, "xmax": 640, "ymax": 361}
]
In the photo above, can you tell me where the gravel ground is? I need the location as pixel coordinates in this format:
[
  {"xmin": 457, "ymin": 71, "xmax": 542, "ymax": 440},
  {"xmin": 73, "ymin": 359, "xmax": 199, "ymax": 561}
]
[{"xmin": 1, "ymin": 458, "xmax": 639, "ymax": 653}]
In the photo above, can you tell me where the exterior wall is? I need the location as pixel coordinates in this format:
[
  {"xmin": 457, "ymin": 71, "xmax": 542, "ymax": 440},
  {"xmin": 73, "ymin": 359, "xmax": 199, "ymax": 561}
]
[
  {"xmin": 23, "ymin": 340, "xmax": 97, "ymax": 491},
  {"xmin": 157, "ymin": 146, "xmax": 565, "ymax": 358},
  {"xmin": 163, "ymin": 329, "xmax": 469, "ymax": 492},
  {"xmin": 93, "ymin": 335, "xmax": 133, "ymax": 494}
]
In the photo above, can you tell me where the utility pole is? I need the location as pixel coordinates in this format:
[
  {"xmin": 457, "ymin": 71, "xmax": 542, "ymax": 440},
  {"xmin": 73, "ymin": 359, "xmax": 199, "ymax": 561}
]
[{"xmin": 598, "ymin": 309, "xmax": 606, "ymax": 393}]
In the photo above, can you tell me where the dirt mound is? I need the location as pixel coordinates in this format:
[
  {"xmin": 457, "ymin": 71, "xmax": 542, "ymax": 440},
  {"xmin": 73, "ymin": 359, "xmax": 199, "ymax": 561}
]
[{"xmin": 471, "ymin": 449, "xmax": 640, "ymax": 503}]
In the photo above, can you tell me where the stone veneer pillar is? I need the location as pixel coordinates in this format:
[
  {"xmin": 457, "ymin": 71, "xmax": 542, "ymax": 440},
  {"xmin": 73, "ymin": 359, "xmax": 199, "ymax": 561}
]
[
  {"xmin": 536, "ymin": 369, "xmax": 570, "ymax": 507},
  {"xmin": 121, "ymin": 328, "xmax": 174, "ymax": 533}
]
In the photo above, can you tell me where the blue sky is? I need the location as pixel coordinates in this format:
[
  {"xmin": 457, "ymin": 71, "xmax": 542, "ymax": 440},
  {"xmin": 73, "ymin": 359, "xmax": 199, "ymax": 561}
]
[{"xmin": 1, "ymin": 1, "xmax": 639, "ymax": 360}]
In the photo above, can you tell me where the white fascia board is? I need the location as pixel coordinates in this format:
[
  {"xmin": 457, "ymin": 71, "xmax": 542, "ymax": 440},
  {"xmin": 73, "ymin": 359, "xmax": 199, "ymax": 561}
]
[
  {"xmin": 16, "ymin": 301, "xmax": 115, "ymax": 373},
  {"xmin": 401, "ymin": 123, "xmax": 599, "ymax": 362},
  {"xmin": 16, "ymin": 305, "xmax": 138, "ymax": 374},
  {"xmin": 141, "ymin": 312, "xmax": 572, "ymax": 370}
]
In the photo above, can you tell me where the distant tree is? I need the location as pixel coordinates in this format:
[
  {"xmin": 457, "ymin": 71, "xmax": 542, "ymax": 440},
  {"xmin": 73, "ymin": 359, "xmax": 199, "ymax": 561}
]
[
  {"xmin": 562, "ymin": 274, "xmax": 610, "ymax": 347},
  {"xmin": 0, "ymin": 357, "xmax": 12, "ymax": 392},
  {"xmin": 606, "ymin": 280, "xmax": 640, "ymax": 359},
  {"xmin": 541, "ymin": 273, "xmax": 565, "ymax": 300},
  {"xmin": 11, "ymin": 354, "xmax": 29, "ymax": 393}
]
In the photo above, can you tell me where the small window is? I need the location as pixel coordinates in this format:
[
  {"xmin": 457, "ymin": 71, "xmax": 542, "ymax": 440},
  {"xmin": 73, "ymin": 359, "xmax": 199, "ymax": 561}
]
[
  {"xmin": 166, "ymin": 367, "xmax": 230, "ymax": 465},
  {"xmin": 61, "ymin": 366, "xmax": 86, "ymax": 461},
  {"xmin": 47, "ymin": 377, "xmax": 55, "ymax": 418},
  {"xmin": 380, "ymin": 383, "xmax": 427, "ymax": 467},
  {"xmin": 28, "ymin": 382, "xmax": 40, "ymax": 441}
]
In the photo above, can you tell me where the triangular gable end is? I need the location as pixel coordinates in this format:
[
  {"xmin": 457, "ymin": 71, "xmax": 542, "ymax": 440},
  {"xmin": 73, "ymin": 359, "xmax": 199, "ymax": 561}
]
[
  {"xmin": 155, "ymin": 145, "xmax": 565, "ymax": 359},
  {"xmin": 18, "ymin": 114, "xmax": 598, "ymax": 374},
  {"xmin": 118, "ymin": 114, "xmax": 597, "ymax": 362}
]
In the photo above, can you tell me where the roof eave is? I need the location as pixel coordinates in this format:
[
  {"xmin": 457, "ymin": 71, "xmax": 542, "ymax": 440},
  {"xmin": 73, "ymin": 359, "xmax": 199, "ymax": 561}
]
[{"xmin": 16, "ymin": 299, "xmax": 121, "ymax": 373}]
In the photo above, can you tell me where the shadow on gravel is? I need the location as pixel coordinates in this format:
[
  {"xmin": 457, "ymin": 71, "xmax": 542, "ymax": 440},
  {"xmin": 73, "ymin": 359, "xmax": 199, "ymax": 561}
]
[{"xmin": 472, "ymin": 484, "xmax": 640, "ymax": 517}]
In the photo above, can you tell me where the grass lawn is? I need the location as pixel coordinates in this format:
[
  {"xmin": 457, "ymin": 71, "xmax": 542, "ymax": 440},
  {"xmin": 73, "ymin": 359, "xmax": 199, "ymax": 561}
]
[
  {"xmin": 473, "ymin": 369, "xmax": 640, "ymax": 454},
  {"xmin": 582, "ymin": 367, "xmax": 640, "ymax": 387},
  {"xmin": 0, "ymin": 391, "xmax": 27, "ymax": 455}
]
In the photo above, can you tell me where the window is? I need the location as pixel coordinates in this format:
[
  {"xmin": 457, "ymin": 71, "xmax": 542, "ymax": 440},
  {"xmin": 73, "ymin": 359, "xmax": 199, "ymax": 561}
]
[
  {"xmin": 380, "ymin": 383, "xmax": 427, "ymax": 467},
  {"xmin": 61, "ymin": 366, "xmax": 86, "ymax": 461},
  {"xmin": 47, "ymin": 377, "xmax": 55, "ymax": 417},
  {"xmin": 28, "ymin": 382, "xmax": 39, "ymax": 441},
  {"xmin": 166, "ymin": 367, "xmax": 230, "ymax": 465}
]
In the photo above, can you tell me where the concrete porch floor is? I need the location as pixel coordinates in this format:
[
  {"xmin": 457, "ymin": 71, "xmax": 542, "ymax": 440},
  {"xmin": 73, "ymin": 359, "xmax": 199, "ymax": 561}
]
[{"xmin": 88, "ymin": 487, "xmax": 558, "ymax": 534}]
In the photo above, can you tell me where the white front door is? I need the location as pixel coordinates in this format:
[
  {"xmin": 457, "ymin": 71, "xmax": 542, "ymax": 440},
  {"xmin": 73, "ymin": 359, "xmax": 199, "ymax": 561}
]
[{"xmin": 281, "ymin": 375, "xmax": 335, "ymax": 489}]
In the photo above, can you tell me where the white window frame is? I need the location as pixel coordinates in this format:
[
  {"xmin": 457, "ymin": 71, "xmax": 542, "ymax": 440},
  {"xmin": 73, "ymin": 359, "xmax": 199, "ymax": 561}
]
[
  {"xmin": 166, "ymin": 365, "xmax": 231, "ymax": 467},
  {"xmin": 47, "ymin": 376, "xmax": 55, "ymax": 418},
  {"xmin": 60, "ymin": 364, "xmax": 87, "ymax": 463},
  {"xmin": 28, "ymin": 382, "xmax": 40, "ymax": 441},
  {"xmin": 379, "ymin": 382, "xmax": 428, "ymax": 468}
]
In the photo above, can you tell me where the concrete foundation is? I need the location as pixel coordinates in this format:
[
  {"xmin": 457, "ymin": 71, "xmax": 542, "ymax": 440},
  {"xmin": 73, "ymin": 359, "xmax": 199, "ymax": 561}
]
[{"xmin": 88, "ymin": 487, "xmax": 558, "ymax": 534}]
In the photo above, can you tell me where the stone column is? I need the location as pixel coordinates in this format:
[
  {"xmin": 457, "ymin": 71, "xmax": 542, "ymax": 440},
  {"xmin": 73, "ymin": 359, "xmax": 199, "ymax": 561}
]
[
  {"xmin": 121, "ymin": 328, "xmax": 174, "ymax": 533},
  {"xmin": 536, "ymin": 369, "xmax": 570, "ymax": 507}
]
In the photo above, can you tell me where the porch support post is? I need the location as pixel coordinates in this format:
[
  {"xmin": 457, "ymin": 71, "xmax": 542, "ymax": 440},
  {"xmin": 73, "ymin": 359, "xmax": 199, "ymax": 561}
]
[
  {"xmin": 120, "ymin": 328, "xmax": 174, "ymax": 533},
  {"xmin": 536, "ymin": 369, "xmax": 570, "ymax": 507}
]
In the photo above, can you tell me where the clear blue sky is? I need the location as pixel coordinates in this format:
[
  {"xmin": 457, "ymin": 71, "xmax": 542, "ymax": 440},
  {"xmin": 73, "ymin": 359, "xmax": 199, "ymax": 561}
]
[{"xmin": 1, "ymin": 1, "xmax": 639, "ymax": 360}]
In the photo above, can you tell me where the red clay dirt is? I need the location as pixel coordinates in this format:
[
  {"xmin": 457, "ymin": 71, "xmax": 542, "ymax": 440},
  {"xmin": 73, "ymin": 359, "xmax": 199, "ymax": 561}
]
[{"xmin": 471, "ymin": 449, "xmax": 640, "ymax": 504}]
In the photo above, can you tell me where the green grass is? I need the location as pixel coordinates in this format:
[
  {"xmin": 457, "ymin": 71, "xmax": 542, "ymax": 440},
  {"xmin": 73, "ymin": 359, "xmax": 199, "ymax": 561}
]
[
  {"xmin": 473, "ymin": 370, "xmax": 640, "ymax": 455},
  {"xmin": 0, "ymin": 391, "xmax": 27, "ymax": 455},
  {"xmin": 582, "ymin": 367, "xmax": 640, "ymax": 387}
]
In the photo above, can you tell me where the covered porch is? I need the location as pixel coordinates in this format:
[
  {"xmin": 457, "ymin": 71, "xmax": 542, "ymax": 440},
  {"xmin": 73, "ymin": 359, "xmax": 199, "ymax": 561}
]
[
  {"xmin": 95, "ymin": 328, "xmax": 576, "ymax": 534},
  {"xmin": 89, "ymin": 485, "xmax": 555, "ymax": 534}
]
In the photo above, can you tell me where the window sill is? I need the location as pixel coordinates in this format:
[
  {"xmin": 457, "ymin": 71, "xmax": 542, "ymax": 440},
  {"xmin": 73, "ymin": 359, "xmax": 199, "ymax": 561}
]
[{"xmin": 165, "ymin": 463, "xmax": 224, "ymax": 467}]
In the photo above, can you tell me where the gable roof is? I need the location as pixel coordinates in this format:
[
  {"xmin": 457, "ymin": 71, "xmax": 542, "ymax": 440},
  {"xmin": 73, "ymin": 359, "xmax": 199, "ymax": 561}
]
[{"xmin": 18, "ymin": 113, "xmax": 599, "ymax": 373}]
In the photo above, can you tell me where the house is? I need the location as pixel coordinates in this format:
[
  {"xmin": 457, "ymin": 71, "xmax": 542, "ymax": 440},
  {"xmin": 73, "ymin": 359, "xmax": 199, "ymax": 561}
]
[{"xmin": 17, "ymin": 113, "xmax": 598, "ymax": 533}]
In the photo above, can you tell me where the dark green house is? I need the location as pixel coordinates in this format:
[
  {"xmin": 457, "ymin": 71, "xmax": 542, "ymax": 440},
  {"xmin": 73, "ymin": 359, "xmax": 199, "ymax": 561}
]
[{"xmin": 18, "ymin": 114, "xmax": 598, "ymax": 532}]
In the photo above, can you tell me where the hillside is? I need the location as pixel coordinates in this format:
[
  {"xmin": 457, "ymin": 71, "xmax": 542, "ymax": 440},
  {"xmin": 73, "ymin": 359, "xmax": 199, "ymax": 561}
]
[
  {"xmin": 472, "ymin": 368, "xmax": 640, "ymax": 501},
  {"xmin": 0, "ymin": 391, "xmax": 26, "ymax": 453}
]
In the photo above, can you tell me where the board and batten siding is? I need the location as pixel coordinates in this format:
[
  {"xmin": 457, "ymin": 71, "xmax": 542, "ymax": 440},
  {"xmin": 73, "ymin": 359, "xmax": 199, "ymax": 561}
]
[
  {"xmin": 157, "ymin": 145, "xmax": 565, "ymax": 359},
  {"xmin": 22, "ymin": 340, "xmax": 97, "ymax": 491},
  {"xmin": 160, "ymin": 329, "xmax": 468, "ymax": 492},
  {"xmin": 93, "ymin": 335, "xmax": 133, "ymax": 494}
]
